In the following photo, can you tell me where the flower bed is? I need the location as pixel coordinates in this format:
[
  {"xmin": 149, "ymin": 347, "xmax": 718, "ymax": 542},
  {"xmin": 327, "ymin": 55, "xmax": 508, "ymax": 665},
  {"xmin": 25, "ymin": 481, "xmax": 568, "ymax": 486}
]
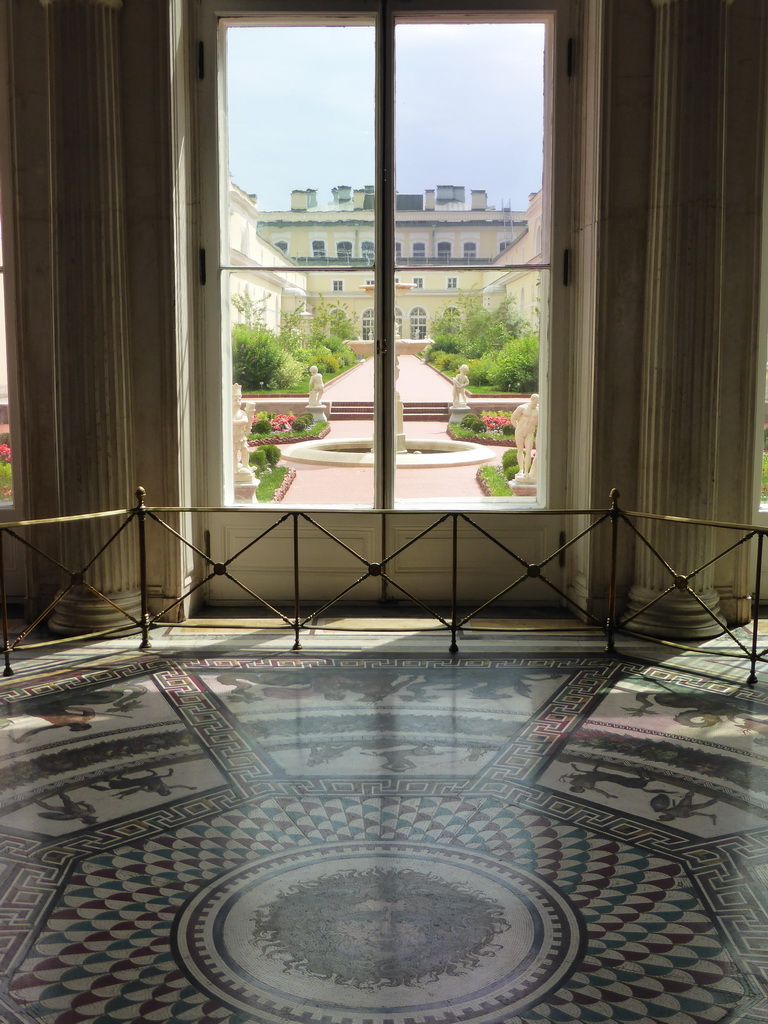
[
  {"xmin": 249, "ymin": 425, "xmax": 330, "ymax": 447},
  {"xmin": 448, "ymin": 427, "xmax": 516, "ymax": 447},
  {"xmin": 476, "ymin": 465, "xmax": 513, "ymax": 496}
]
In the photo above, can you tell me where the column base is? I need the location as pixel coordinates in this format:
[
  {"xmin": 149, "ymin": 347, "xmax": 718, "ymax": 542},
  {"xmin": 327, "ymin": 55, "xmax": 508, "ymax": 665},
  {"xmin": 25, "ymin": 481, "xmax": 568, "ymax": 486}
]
[
  {"xmin": 624, "ymin": 584, "xmax": 723, "ymax": 639},
  {"xmin": 48, "ymin": 584, "xmax": 142, "ymax": 637}
]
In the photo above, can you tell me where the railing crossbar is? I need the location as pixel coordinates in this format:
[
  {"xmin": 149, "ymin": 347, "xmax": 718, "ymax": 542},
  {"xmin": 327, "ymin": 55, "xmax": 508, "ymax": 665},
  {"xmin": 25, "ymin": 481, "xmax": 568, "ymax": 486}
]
[
  {"xmin": 298, "ymin": 512, "xmax": 373, "ymax": 567},
  {"xmin": 378, "ymin": 513, "xmax": 453, "ymax": 568}
]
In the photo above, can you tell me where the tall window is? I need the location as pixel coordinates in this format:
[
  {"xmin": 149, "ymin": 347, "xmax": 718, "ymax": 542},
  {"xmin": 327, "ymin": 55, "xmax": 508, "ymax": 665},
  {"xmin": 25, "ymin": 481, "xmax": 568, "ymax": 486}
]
[
  {"xmin": 217, "ymin": 8, "xmax": 552, "ymax": 509},
  {"xmin": 410, "ymin": 306, "xmax": 427, "ymax": 340},
  {"xmin": 362, "ymin": 308, "xmax": 374, "ymax": 341}
]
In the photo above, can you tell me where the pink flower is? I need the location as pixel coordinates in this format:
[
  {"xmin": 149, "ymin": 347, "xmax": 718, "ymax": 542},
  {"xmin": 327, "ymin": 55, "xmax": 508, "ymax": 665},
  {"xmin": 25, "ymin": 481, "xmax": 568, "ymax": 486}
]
[
  {"xmin": 269, "ymin": 414, "xmax": 297, "ymax": 433},
  {"xmin": 481, "ymin": 413, "xmax": 513, "ymax": 433}
]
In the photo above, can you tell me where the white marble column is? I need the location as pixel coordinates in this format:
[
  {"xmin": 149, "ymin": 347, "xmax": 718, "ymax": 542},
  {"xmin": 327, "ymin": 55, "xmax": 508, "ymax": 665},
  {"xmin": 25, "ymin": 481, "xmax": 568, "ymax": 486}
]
[
  {"xmin": 627, "ymin": 0, "xmax": 732, "ymax": 637},
  {"xmin": 42, "ymin": 0, "xmax": 140, "ymax": 634}
]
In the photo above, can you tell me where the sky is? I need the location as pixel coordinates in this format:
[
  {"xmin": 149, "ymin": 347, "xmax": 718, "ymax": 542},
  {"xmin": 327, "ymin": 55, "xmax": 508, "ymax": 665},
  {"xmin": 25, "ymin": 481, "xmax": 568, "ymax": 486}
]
[{"xmin": 226, "ymin": 22, "xmax": 546, "ymax": 213}]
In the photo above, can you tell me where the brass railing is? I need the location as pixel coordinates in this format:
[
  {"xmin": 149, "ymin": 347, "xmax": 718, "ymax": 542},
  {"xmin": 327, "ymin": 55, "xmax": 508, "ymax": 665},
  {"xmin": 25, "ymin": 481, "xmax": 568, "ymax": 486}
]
[{"xmin": 0, "ymin": 488, "xmax": 765, "ymax": 683}]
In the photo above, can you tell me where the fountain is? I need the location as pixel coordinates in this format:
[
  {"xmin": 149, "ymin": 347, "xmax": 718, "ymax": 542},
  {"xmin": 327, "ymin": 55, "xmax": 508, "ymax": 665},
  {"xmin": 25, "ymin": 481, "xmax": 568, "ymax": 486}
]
[{"xmin": 284, "ymin": 283, "xmax": 492, "ymax": 470}]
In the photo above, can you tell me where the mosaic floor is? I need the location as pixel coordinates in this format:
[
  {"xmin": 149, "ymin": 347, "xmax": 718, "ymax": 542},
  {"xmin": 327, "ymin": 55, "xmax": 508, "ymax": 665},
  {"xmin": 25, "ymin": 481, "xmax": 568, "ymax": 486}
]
[{"xmin": 1, "ymin": 631, "xmax": 768, "ymax": 1023}]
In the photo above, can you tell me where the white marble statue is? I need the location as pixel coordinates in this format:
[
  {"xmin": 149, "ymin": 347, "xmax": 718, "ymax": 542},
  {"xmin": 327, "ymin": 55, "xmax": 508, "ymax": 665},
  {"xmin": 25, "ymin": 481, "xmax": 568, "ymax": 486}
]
[
  {"xmin": 511, "ymin": 393, "xmax": 539, "ymax": 479},
  {"xmin": 451, "ymin": 364, "xmax": 470, "ymax": 407},
  {"xmin": 232, "ymin": 384, "xmax": 255, "ymax": 483},
  {"xmin": 308, "ymin": 365, "xmax": 325, "ymax": 407}
]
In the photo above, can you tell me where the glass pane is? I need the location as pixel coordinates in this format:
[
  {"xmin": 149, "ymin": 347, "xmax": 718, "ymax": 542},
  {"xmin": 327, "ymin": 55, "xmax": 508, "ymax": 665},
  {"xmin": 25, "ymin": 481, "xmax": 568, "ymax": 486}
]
[
  {"xmin": 224, "ymin": 24, "xmax": 376, "ymax": 506},
  {"xmin": 226, "ymin": 24, "xmax": 375, "ymax": 272},
  {"xmin": 394, "ymin": 21, "xmax": 547, "ymax": 506},
  {"xmin": 227, "ymin": 267, "xmax": 376, "ymax": 507}
]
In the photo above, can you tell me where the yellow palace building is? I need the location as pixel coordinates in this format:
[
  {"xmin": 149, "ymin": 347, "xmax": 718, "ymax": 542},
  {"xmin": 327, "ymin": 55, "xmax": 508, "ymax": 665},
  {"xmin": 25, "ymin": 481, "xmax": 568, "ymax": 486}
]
[{"xmin": 227, "ymin": 182, "xmax": 544, "ymax": 340}]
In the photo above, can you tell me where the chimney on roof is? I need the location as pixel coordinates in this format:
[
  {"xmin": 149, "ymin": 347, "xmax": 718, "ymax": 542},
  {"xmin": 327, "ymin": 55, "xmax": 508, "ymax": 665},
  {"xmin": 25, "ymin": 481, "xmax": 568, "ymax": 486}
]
[
  {"xmin": 436, "ymin": 185, "xmax": 465, "ymax": 204},
  {"xmin": 291, "ymin": 189, "xmax": 317, "ymax": 211},
  {"xmin": 471, "ymin": 190, "xmax": 487, "ymax": 211},
  {"xmin": 332, "ymin": 185, "xmax": 352, "ymax": 204},
  {"xmin": 424, "ymin": 189, "xmax": 435, "ymax": 210},
  {"xmin": 353, "ymin": 188, "xmax": 367, "ymax": 209}
]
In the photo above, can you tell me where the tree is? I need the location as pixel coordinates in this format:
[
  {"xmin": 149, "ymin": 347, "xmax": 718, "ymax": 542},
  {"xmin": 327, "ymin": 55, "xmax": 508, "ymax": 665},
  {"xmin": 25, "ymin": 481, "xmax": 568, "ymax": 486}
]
[
  {"xmin": 231, "ymin": 293, "xmax": 357, "ymax": 391},
  {"xmin": 231, "ymin": 293, "xmax": 303, "ymax": 390},
  {"xmin": 425, "ymin": 293, "xmax": 538, "ymax": 392}
]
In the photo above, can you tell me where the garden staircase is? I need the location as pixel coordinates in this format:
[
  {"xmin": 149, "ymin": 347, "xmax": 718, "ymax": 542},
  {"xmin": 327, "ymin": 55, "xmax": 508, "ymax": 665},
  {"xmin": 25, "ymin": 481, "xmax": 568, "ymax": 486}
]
[{"xmin": 329, "ymin": 401, "xmax": 451, "ymax": 421}]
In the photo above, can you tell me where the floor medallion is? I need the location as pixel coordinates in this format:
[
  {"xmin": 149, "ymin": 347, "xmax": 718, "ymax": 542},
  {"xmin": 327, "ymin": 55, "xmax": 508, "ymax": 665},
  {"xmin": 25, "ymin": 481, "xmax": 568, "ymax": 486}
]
[{"xmin": 174, "ymin": 839, "xmax": 585, "ymax": 1024}]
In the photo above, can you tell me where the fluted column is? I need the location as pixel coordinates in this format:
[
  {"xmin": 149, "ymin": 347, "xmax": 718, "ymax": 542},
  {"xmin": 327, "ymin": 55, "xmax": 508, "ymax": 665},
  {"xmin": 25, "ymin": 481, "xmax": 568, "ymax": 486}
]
[
  {"xmin": 627, "ymin": 0, "xmax": 732, "ymax": 637},
  {"xmin": 43, "ymin": 0, "xmax": 140, "ymax": 634}
]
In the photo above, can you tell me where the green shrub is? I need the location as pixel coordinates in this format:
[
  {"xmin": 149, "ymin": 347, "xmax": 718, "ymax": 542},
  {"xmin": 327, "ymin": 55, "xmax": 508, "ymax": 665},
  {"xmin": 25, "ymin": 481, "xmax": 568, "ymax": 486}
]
[
  {"xmin": 262, "ymin": 444, "xmax": 281, "ymax": 467},
  {"xmin": 232, "ymin": 325, "xmax": 285, "ymax": 391},
  {"xmin": 501, "ymin": 448, "xmax": 519, "ymax": 478},
  {"xmin": 252, "ymin": 418, "xmax": 272, "ymax": 435},
  {"xmin": 249, "ymin": 448, "xmax": 268, "ymax": 472},
  {"xmin": 464, "ymin": 357, "xmax": 495, "ymax": 387},
  {"xmin": 501, "ymin": 423, "xmax": 515, "ymax": 436},
  {"xmin": 491, "ymin": 334, "xmax": 539, "ymax": 393}
]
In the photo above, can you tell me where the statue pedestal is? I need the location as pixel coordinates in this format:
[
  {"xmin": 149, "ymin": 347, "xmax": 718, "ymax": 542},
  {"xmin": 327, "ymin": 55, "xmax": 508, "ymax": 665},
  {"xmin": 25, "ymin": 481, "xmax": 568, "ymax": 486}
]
[
  {"xmin": 234, "ymin": 483, "xmax": 257, "ymax": 504},
  {"xmin": 234, "ymin": 468, "xmax": 258, "ymax": 504},
  {"xmin": 511, "ymin": 473, "xmax": 537, "ymax": 497},
  {"xmin": 449, "ymin": 403, "xmax": 471, "ymax": 424},
  {"xmin": 306, "ymin": 403, "xmax": 327, "ymax": 423}
]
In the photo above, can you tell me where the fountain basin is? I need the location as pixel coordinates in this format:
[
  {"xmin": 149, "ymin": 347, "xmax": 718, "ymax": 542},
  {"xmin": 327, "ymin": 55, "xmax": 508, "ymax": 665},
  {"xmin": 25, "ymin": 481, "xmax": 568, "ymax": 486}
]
[{"xmin": 283, "ymin": 437, "xmax": 493, "ymax": 468}]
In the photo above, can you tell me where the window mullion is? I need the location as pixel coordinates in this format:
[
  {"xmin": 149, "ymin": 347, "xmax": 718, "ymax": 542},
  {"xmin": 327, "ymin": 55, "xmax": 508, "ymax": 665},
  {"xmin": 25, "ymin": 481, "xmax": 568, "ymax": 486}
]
[{"xmin": 373, "ymin": 0, "xmax": 395, "ymax": 510}]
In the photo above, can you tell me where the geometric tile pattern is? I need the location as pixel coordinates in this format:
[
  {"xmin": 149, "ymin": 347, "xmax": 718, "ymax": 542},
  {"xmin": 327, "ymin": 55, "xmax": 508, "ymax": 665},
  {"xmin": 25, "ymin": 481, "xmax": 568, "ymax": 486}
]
[{"xmin": 1, "ymin": 652, "xmax": 767, "ymax": 1022}]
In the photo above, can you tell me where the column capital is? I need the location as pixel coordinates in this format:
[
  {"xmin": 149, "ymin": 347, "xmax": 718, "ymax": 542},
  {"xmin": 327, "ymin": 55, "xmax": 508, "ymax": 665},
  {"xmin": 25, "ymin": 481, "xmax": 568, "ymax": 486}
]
[{"xmin": 41, "ymin": 0, "xmax": 122, "ymax": 8}]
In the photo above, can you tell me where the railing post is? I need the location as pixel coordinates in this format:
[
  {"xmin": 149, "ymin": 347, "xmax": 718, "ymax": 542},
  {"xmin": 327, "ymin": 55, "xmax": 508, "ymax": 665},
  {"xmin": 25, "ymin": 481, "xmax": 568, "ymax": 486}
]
[
  {"xmin": 605, "ymin": 488, "xmax": 620, "ymax": 655},
  {"xmin": 450, "ymin": 513, "xmax": 459, "ymax": 653},
  {"xmin": 0, "ymin": 529, "xmax": 12, "ymax": 676},
  {"xmin": 749, "ymin": 530, "xmax": 764, "ymax": 686},
  {"xmin": 136, "ymin": 487, "xmax": 151, "ymax": 650},
  {"xmin": 292, "ymin": 513, "xmax": 302, "ymax": 651}
]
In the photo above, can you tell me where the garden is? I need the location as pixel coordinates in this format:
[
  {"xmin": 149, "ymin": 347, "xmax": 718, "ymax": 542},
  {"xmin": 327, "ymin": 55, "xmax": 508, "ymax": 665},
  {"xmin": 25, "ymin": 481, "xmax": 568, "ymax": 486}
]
[{"xmin": 232, "ymin": 289, "xmax": 539, "ymax": 501}]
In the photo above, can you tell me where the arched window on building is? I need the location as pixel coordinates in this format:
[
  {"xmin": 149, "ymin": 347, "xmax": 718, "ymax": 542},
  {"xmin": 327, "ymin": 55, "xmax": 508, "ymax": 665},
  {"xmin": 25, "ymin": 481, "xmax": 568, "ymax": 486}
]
[
  {"xmin": 362, "ymin": 308, "xmax": 374, "ymax": 340},
  {"xmin": 437, "ymin": 241, "xmax": 452, "ymax": 260},
  {"xmin": 336, "ymin": 241, "xmax": 353, "ymax": 260},
  {"xmin": 361, "ymin": 240, "xmax": 374, "ymax": 262},
  {"xmin": 462, "ymin": 241, "xmax": 476, "ymax": 261},
  {"xmin": 410, "ymin": 306, "xmax": 427, "ymax": 340},
  {"xmin": 412, "ymin": 241, "xmax": 426, "ymax": 259},
  {"xmin": 312, "ymin": 239, "xmax": 326, "ymax": 259},
  {"xmin": 274, "ymin": 240, "xmax": 288, "ymax": 254}
]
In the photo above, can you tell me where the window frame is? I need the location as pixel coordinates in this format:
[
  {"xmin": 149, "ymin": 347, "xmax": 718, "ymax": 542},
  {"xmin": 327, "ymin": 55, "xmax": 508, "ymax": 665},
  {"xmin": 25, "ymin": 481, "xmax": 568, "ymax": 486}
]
[{"xmin": 198, "ymin": 0, "xmax": 571, "ymax": 511}]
